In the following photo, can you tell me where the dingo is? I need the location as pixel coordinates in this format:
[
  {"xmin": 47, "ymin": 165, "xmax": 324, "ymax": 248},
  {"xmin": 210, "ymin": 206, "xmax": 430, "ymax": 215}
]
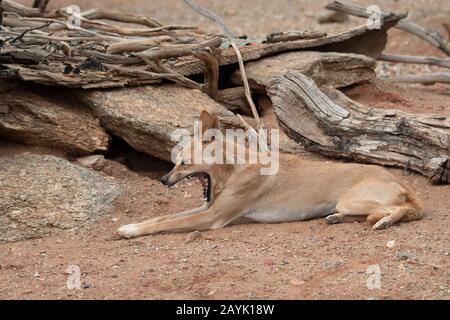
[{"xmin": 117, "ymin": 110, "xmax": 423, "ymax": 239}]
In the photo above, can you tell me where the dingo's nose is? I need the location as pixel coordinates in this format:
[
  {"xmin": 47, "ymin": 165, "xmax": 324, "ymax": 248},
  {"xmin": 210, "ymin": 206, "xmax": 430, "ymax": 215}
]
[{"xmin": 159, "ymin": 174, "xmax": 169, "ymax": 185}]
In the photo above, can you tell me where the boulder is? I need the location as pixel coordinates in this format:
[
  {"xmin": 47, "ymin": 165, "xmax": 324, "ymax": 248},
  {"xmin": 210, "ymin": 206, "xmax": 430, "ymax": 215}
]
[
  {"xmin": 0, "ymin": 153, "xmax": 122, "ymax": 242},
  {"xmin": 0, "ymin": 82, "xmax": 110, "ymax": 155}
]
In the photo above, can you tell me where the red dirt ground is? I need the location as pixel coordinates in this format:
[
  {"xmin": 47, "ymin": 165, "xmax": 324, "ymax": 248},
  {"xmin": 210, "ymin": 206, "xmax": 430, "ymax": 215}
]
[{"xmin": 0, "ymin": 0, "xmax": 449, "ymax": 300}]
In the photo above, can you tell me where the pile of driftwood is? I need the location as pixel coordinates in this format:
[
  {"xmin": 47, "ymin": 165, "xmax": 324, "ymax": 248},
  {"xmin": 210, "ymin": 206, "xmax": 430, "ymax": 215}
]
[{"xmin": 0, "ymin": 0, "xmax": 449, "ymax": 184}]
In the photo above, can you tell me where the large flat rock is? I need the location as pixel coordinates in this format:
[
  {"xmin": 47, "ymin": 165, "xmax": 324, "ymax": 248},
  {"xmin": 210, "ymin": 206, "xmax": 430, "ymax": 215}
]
[
  {"xmin": 0, "ymin": 83, "xmax": 110, "ymax": 155},
  {"xmin": 0, "ymin": 154, "xmax": 122, "ymax": 242},
  {"xmin": 230, "ymin": 51, "xmax": 375, "ymax": 91},
  {"xmin": 81, "ymin": 84, "xmax": 247, "ymax": 161}
]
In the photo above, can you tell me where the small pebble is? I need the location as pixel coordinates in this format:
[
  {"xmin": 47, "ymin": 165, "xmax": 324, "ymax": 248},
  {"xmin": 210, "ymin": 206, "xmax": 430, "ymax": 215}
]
[
  {"xmin": 290, "ymin": 279, "xmax": 305, "ymax": 286},
  {"xmin": 386, "ymin": 240, "xmax": 396, "ymax": 248},
  {"xmin": 185, "ymin": 230, "xmax": 202, "ymax": 244}
]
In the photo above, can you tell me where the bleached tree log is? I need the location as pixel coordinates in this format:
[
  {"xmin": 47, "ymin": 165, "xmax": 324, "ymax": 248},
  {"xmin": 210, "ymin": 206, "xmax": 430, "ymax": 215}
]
[{"xmin": 268, "ymin": 70, "xmax": 450, "ymax": 184}]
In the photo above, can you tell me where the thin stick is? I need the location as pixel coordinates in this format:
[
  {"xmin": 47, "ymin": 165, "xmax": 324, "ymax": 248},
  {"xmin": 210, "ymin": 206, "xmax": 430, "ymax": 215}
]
[
  {"xmin": 136, "ymin": 53, "xmax": 202, "ymax": 89},
  {"xmin": 183, "ymin": 0, "xmax": 262, "ymax": 129},
  {"xmin": 9, "ymin": 21, "xmax": 49, "ymax": 43},
  {"xmin": 378, "ymin": 53, "xmax": 450, "ymax": 69},
  {"xmin": 184, "ymin": 0, "xmax": 235, "ymax": 38},
  {"xmin": 382, "ymin": 72, "xmax": 450, "ymax": 84},
  {"xmin": 230, "ymin": 41, "xmax": 261, "ymax": 126}
]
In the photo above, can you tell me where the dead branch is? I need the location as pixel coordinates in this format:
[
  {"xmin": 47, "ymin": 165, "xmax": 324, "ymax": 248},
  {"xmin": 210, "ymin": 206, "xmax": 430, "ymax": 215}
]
[
  {"xmin": 378, "ymin": 53, "xmax": 450, "ymax": 69},
  {"xmin": 80, "ymin": 8, "xmax": 161, "ymax": 28},
  {"xmin": 193, "ymin": 51, "xmax": 220, "ymax": 99},
  {"xmin": 266, "ymin": 31, "xmax": 327, "ymax": 43},
  {"xmin": 106, "ymin": 36, "xmax": 172, "ymax": 54},
  {"xmin": 184, "ymin": 0, "xmax": 262, "ymax": 128},
  {"xmin": 0, "ymin": 0, "xmax": 403, "ymax": 89},
  {"xmin": 184, "ymin": 0, "xmax": 235, "ymax": 37},
  {"xmin": 326, "ymin": 0, "xmax": 450, "ymax": 56},
  {"xmin": 383, "ymin": 72, "xmax": 450, "ymax": 85},
  {"xmin": 138, "ymin": 37, "xmax": 222, "ymax": 60}
]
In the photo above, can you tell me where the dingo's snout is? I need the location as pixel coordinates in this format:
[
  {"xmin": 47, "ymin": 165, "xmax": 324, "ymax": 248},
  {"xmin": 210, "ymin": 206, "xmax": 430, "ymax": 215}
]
[{"xmin": 159, "ymin": 174, "xmax": 170, "ymax": 186}]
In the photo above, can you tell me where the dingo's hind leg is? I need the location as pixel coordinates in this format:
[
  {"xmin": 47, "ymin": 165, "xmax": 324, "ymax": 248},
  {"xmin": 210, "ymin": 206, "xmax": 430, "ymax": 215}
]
[
  {"xmin": 370, "ymin": 199, "xmax": 423, "ymax": 230},
  {"xmin": 325, "ymin": 199, "xmax": 382, "ymax": 224},
  {"xmin": 325, "ymin": 181, "xmax": 423, "ymax": 230}
]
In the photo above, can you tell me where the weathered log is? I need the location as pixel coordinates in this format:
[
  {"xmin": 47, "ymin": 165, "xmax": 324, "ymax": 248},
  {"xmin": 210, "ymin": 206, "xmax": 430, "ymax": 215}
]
[
  {"xmin": 0, "ymin": 82, "xmax": 110, "ymax": 155},
  {"xmin": 230, "ymin": 51, "xmax": 375, "ymax": 92},
  {"xmin": 268, "ymin": 71, "xmax": 450, "ymax": 184},
  {"xmin": 79, "ymin": 84, "xmax": 252, "ymax": 161}
]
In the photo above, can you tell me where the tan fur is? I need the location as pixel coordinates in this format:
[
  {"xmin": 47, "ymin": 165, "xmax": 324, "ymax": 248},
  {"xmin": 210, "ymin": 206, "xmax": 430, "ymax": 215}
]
[{"xmin": 117, "ymin": 111, "xmax": 423, "ymax": 239}]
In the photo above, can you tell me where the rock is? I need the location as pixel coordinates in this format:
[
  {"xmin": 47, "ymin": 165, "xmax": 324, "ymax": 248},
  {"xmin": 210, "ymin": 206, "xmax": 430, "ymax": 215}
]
[
  {"xmin": 396, "ymin": 250, "xmax": 417, "ymax": 261},
  {"xmin": 386, "ymin": 240, "xmax": 396, "ymax": 248},
  {"xmin": 0, "ymin": 83, "xmax": 110, "ymax": 155},
  {"xmin": 76, "ymin": 155, "xmax": 106, "ymax": 170},
  {"xmin": 290, "ymin": 279, "xmax": 305, "ymax": 286},
  {"xmin": 185, "ymin": 230, "xmax": 202, "ymax": 244},
  {"xmin": 80, "ymin": 84, "xmax": 252, "ymax": 161},
  {"xmin": 0, "ymin": 154, "xmax": 122, "ymax": 243},
  {"xmin": 230, "ymin": 51, "xmax": 375, "ymax": 91},
  {"xmin": 318, "ymin": 11, "xmax": 350, "ymax": 24},
  {"xmin": 207, "ymin": 290, "xmax": 216, "ymax": 296}
]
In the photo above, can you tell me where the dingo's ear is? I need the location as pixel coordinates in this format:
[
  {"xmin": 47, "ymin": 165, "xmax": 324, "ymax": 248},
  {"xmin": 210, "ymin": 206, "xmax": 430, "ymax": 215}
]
[
  {"xmin": 199, "ymin": 109, "xmax": 220, "ymax": 132},
  {"xmin": 210, "ymin": 113, "xmax": 221, "ymax": 130}
]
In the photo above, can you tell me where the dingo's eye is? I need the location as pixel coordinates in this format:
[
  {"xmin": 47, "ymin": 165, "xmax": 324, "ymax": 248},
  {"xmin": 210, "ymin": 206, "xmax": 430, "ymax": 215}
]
[{"xmin": 181, "ymin": 160, "xmax": 186, "ymax": 165}]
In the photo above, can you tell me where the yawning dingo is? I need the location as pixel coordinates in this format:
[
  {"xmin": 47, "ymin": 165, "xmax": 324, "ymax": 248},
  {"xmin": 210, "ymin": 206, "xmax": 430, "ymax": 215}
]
[{"xmin": 117, "ymin": 110, "xmax": 423, "ymax": 239}]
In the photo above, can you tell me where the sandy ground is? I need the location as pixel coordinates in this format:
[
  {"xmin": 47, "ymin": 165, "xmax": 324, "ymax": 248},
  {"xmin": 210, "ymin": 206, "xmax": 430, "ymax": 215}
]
[{"xmin": 0, "ymin": 0, "xmax": 449, "ymax": 299}]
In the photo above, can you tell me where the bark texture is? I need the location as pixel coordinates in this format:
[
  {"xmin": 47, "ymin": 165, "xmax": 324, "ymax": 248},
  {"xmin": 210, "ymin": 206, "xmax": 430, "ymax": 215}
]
[{"xmin": 268, "ymin": 71, "xmax": 450, "ymax": 184}]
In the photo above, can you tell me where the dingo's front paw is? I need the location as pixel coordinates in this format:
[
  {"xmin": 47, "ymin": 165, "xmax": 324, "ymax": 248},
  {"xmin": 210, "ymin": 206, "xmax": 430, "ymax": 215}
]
[
  {"xmin": 372, "ymin": 218, "xmax": 391, "ymax": 230},
  {"xmin": 117, "ymin": 224, "xmax": 140, "ymax": 239},
  {"xmin": 325, "ymin": 214, "xmax": 341, "ymax": 224}
]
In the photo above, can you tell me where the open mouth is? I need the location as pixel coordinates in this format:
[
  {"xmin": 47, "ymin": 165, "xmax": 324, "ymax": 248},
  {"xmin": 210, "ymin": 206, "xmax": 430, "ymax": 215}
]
[{"xmin": 186, "ymin": 172, "xmax": 211, "ymax": 202}]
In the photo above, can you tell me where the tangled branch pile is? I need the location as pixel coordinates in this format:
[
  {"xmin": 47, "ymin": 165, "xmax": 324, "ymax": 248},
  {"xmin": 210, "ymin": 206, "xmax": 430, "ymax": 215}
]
[{"xmin": 0, "ymin": 0, "xmax": 405, "ymax": 89}]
